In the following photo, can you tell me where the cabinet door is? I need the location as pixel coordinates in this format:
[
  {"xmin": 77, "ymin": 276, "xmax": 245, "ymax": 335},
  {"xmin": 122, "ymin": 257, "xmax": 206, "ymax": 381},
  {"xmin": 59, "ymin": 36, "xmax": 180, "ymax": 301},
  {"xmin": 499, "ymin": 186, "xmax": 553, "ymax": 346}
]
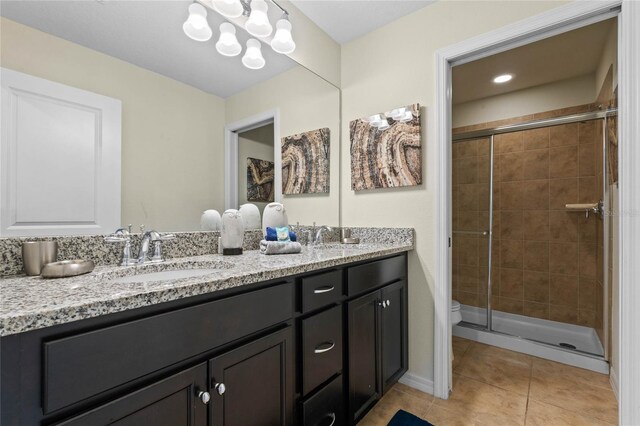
[
  {"xmin": 55, "ymin": 363, "xmax": 208, "ymax": 426},
  {"xmin": 381, "ymin": 280, "xmax": 408, "ymax": 393},
  {"xmin": 209, "ymin": 327, "xmax": 294, "ymax": 426},
  {"xmin": 347, "ymin": 291, "xmax": 381, "ymax": 423}
]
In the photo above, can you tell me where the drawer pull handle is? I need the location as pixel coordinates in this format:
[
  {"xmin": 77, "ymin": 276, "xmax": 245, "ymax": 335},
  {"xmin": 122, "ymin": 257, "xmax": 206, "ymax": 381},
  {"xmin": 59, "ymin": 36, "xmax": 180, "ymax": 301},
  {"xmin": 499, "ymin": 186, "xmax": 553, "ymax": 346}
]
[
  {"xmin": 314, "ymin": 341, "xmax": 335, "ymax": 354},
  {"xmin": 321, "ymin": 412, "xmax": 336, "ymax": 426},
  {"xmin": 313, "ymin": 285, "xmax": 335, "ymax": 294}
]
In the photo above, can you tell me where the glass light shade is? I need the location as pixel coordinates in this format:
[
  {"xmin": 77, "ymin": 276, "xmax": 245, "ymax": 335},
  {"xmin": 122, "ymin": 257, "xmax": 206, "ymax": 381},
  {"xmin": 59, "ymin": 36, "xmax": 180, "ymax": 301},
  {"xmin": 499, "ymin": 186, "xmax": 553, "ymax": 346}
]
[
  {"xmin": 367, "ymin": 114, "xmax": 384, "ymax": 127},
  {"xmin": 399, "ymin": 110, "xmax": 413, "ymax": 122},
  {"xmin": 211, "ymin": 0, "xmax": 243, "ymax": 18},
  {"xmin": 377, "ymin": 120, "xmax": 390, "ymax": 131},
  {"xmin": 183, "ymin": 3, "xmax": 212, "ymax": 42},
  {"xmin": 387, "ymin": 107, "xmax": 407, "ymax": 121},
  {"xmin": 242, "ymin": 39, "xmax": 265, "ymax": 69},
  {"xmin": 216, "ymin": 23, "xmax": 242, "ymax": 56},
  {"xmin": 270, "ymin": 18, "xmax": 296, "ymax": 54},
  {"xmin": 245, "ymin": 0, "xmax": 272, "ymax": 37}
]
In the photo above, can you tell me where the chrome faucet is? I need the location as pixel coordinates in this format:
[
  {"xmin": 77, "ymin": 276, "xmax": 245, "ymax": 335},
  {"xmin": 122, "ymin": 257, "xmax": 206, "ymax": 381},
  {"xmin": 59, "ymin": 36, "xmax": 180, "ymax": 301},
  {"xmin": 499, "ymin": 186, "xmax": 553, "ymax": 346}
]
[
  {"xmin": 104, "ymin": 226, "xmax": 136, "ymax": 266},
  {"xmin": 138, "ymin": 230, "xmax": 161, "ymax": 263},
  {"xmin": 106, "ymin": 225, "xmax": 175, "ymax": 266},
  {"xmin": 314, "ymin": 225, "xmax": 332, "ymax": 245}
]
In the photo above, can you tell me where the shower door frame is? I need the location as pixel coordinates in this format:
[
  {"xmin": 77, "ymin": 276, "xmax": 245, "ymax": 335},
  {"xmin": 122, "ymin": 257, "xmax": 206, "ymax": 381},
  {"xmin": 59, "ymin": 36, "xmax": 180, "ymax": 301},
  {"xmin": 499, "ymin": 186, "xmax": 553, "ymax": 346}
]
[
  {"xmin": 452, "ymin": 110, "xmax": 616, "ymax": 354},
  {"xmin": 432, "ymin": 3, "xmax": 640, "ymax": 423}
]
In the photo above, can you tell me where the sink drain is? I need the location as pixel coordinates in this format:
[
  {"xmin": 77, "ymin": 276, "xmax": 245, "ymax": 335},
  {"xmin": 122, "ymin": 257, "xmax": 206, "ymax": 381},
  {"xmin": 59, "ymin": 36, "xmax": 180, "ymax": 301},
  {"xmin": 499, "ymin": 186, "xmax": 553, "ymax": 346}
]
[{"xmin": 559, "ymin": 342, "xmax": 577, "ymax": 350}]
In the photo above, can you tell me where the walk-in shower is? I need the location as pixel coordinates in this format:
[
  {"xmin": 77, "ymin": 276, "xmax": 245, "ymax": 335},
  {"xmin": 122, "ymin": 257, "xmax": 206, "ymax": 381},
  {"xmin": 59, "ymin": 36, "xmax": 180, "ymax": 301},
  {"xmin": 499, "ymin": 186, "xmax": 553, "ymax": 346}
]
[{"xmin": 451, "ymin": 109, "xmax": 617, "ymax": 373}]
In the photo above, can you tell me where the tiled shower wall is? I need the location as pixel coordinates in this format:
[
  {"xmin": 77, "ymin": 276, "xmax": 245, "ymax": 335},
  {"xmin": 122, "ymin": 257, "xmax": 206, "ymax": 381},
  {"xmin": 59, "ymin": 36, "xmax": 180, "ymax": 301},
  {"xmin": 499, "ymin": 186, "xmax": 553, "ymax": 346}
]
[{"xmin": 452, "ymin": 120, "xmax": 604, "ymax": 332}]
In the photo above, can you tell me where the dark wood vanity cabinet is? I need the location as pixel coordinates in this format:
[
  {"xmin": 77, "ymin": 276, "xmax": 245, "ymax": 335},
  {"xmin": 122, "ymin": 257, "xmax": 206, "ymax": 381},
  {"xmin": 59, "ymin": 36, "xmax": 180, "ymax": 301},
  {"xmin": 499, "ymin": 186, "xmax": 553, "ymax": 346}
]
[
  {"xmin": 209, "ymin": 327, "xmax": 294, "ymax": 426},
  {"xmin": 0, "ymin": 253, "xmax": 408, "ymax": 426},
  {"xmin": 54, "ymin": 363, "xmax": 209, "ymax": 426},
  {"xmin": 346, "ymin": 257, "xmax": 408, "ymax": 424}
]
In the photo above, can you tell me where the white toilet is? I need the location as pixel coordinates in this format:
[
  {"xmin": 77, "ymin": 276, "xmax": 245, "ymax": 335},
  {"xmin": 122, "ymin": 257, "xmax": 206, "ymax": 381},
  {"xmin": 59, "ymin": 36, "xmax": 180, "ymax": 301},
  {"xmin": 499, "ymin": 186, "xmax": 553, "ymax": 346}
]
[{"xmin": 451, "ymin": 300, "xmax": 462, "ymax": 325}]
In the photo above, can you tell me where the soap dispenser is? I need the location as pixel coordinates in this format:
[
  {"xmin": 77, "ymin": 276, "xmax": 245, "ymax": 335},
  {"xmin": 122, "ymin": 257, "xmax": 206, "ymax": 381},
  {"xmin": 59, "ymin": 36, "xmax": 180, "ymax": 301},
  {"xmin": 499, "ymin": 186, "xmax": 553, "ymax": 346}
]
[{"xmin": 221, "ymin": 209, "xmax": 244, "ymax": 255}]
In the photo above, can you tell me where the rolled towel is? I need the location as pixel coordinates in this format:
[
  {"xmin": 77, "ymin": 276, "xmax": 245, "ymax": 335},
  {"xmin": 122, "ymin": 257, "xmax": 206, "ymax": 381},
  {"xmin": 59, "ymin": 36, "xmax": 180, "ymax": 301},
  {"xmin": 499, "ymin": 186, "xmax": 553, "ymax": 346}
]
[
  {"xmin": 265, "ymin": 227, "xmax": 297, "ymax": 242},
  {"xmin": 260, "ymin": 240, "xmax": 302, "ymax": 255}
]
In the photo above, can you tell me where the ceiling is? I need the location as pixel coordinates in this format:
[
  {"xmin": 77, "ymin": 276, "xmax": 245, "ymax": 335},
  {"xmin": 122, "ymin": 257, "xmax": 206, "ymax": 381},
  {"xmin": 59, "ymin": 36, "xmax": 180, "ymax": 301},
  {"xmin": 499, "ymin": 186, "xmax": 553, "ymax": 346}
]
[
  {"xmin": 291, "ymin": 0, "xmax": 435, "ymax": 44},
  {"xmin": 0, "ymin": 0, "xmax": 297, "ymax": 98},
  {"xmin": 452, "ymin": 18, "xmax": 615, "ymax": 105}
]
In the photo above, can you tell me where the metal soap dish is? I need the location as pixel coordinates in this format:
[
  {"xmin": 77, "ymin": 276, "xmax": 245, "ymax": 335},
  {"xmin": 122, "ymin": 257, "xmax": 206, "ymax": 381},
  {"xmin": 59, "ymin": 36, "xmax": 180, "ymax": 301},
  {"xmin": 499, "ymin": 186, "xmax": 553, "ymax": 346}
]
[{"xmin": 41, "ymin": 260, "xmax": 95, "ymax": 279}]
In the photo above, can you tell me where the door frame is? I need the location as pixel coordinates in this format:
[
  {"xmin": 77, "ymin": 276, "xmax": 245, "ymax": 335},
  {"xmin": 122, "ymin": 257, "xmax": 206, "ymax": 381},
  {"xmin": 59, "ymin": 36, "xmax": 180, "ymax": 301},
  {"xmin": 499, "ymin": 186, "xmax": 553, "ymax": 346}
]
[
  {"xmin": 432, "ymin": 1, "xmax": 640, "ymax": 422},
  {"xmin": 224, "ymin": 109, "xmax": 281, "ymax": 210}
]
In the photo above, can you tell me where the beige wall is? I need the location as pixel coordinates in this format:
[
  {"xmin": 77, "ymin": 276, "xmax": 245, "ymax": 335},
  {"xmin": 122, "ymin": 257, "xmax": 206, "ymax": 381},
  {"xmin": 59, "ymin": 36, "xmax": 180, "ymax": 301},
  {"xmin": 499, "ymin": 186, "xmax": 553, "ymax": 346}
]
[
  {"xmin": 453, "ymin": 74, "xmax": 596, "ymax": 128},
  {"xmin": 280, "ymin": 1, "xmax": 341, "ymax": 87},
  {"xmin": 340, "ymin": 1, "xmax": 568, "ymax": 383},
  {"xmin": 238, "ymin": 125, "xmax": 275, "ymax": 213},
  {"xmin": 1, "ymin": 17, "xmax": 226, "ymax": 232},
  {"xmin": 596, "ymin": 20, "xmax": 618, "ymax": 97},
  {"xmin": 226, "ymin": 66, "xmax": 341, "ymax": 226}
]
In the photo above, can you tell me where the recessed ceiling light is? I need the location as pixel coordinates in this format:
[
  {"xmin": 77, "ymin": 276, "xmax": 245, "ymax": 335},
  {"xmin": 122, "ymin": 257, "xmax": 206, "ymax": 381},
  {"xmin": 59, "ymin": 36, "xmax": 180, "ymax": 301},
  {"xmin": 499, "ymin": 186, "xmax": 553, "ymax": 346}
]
[{"xmin": 493, "ymin": 74, "xmax": 513, "ymax": 84}]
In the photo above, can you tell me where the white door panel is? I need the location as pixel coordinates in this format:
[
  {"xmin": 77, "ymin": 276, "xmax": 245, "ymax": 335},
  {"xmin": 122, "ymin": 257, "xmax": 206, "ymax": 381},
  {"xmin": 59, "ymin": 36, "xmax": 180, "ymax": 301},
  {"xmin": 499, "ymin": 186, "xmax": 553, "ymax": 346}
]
[{"xmin": 1, "ymin": 68, "xmax": 121, "ymax": 236}]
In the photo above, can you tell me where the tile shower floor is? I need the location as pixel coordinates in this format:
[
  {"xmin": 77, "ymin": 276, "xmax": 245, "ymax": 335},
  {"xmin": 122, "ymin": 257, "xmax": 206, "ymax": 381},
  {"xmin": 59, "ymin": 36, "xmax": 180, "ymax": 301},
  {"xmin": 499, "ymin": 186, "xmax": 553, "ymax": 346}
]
[{"xmin": 358, "ymin": 337, "xmax": 618, "ymax": 426}]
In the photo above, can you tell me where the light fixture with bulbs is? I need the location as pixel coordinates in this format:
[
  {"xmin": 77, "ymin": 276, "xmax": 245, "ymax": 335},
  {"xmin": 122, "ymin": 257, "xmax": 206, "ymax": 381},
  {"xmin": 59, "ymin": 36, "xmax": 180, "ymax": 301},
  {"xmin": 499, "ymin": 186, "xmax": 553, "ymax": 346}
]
[
  {"xmin": 365, "ymin": 107, "xmax": 415, "ymax": 130},
  {"xmin": 183, "ymin": 0, "xmax": 296, "ymax": 70},
  {"xmin": 493, "ymin": 73, "xmax": 513, "ymax": 84}
]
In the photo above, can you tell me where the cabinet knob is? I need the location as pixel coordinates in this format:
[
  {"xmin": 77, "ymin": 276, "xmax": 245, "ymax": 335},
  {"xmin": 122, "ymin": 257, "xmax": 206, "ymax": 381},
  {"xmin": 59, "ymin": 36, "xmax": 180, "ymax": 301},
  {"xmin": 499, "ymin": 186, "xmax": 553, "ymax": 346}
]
[
  {"xmin": 215, "ymin": 382, "xmax": 226, "ymax": 395},
  {"xmin": 386, "ymin": 299, "xmax": 391, "ymax": 307},
  {"xmin": 198, "ymin": 391, "xmax": 211, "ymax": 404}
]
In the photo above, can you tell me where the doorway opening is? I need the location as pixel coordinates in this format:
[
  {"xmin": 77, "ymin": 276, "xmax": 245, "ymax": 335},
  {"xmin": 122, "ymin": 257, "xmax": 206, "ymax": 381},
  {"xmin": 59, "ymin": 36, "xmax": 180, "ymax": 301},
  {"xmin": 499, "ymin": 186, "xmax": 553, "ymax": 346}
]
[{"xmin": 224, "ymin": 110, "xmax": 281, "ymax": 211}]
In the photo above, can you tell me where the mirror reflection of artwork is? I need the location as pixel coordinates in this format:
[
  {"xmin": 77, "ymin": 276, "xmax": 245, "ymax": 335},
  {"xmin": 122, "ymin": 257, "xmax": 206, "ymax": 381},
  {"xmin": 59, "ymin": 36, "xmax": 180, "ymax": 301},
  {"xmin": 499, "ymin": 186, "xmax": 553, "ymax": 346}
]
[
  {"xmin": 281, "ymin": 128, "xmax": 330, "ymax": 194},
  {"xmin": 350, "ymin": 103, "xmax": 422, "ymax": 191},
  {"xmin": 247, "ymin": 158, "xmax": 274, "ymax": 202}
]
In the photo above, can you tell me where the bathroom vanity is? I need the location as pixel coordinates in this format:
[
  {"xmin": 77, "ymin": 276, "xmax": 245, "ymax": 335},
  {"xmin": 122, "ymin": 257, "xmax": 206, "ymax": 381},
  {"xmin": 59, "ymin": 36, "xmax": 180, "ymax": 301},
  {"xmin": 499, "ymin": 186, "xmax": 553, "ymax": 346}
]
[{"xmin": 0, "ymin": 244, "xmax": 410, "ymax": 426}]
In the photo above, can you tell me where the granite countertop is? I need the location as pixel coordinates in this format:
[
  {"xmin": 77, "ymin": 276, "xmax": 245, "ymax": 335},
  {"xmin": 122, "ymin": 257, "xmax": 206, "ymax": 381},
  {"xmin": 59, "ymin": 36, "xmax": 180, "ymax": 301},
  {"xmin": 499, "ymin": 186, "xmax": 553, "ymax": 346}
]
[{"xmin": 0, "ymin": 242, "xmax": 412, "ymax": 336}]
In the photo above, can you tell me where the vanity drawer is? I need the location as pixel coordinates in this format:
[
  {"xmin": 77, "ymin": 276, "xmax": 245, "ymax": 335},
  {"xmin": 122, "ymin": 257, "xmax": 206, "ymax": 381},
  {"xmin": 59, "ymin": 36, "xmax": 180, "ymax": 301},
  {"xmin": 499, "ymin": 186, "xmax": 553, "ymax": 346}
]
[
  {"xmin": 301, "ymin": 374, "xmax": 344, "ymax": 426},
  {"xmin": 347, "ymin": 255, "xmax": 405, "ymax": 297},
  {"xmin": 43, "ymin": 282, "xmax": 293, "ymax": 414},
  {"xmin": 301, "ymin": 305, "xmax": 343, "ymax": 396},
  {"xmin": 301, "ymin": 269, "xmax": 343, "ymax": 313}
]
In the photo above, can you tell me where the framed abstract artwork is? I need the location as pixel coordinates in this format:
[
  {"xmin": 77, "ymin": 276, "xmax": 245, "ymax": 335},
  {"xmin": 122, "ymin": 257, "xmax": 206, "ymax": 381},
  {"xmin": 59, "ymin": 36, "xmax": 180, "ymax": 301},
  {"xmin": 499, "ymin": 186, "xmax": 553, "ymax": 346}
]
[
  {"xmin": 350, "ymin": 103, "xmax": 421, "ymax": 191},
  {"xmin": 246, "ymin": 157, "xmax": 274, "ymax": 202},
  {"xmin": 281, "ymin": 127, "xmax": 330, "ymax": 194}
]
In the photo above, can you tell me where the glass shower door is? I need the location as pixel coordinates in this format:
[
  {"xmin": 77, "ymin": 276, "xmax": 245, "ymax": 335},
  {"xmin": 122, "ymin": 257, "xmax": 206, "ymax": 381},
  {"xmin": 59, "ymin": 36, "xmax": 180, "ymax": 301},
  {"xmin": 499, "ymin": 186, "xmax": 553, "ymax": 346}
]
[{"xmin": 452, "ymin": 136, "xmax": 493, "ymax": 329}]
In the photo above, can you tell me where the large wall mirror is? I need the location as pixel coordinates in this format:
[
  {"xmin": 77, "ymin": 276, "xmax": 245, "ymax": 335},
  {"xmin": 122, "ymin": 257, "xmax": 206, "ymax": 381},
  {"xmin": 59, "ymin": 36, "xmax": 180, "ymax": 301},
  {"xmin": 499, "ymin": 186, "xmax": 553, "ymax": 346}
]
[{"xmin": 0, "ymin": 0, "xmax": 340, "ymax": 236}]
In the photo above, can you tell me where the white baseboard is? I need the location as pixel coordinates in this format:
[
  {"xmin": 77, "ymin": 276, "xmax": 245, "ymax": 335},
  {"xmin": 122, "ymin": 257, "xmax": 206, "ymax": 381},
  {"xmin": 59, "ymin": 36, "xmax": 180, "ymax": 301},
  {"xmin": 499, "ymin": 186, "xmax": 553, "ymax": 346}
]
[
  {"xmin": 398, "ymin": 372, "xmax": 434, "ymax": 395},
  {"xmin": 610, "ymin": 366, "xmax": 620, "ymax": 402}
]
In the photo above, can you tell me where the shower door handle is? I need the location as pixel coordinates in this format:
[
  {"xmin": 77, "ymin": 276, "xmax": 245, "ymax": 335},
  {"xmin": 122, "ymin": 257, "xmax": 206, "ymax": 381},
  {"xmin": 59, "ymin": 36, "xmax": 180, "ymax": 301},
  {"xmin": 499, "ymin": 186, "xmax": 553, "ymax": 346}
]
[{"xmin": 453, "ymin": 230, "xmax": 489, "ymax": 236}]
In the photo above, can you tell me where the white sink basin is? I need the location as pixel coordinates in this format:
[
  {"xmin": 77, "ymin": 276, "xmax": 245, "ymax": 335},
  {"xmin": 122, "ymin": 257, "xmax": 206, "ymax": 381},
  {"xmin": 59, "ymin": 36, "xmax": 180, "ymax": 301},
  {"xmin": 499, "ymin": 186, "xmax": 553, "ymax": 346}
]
[{"xmin": 110, "ymin": 268, "xmax": 222, "ymax": 284}]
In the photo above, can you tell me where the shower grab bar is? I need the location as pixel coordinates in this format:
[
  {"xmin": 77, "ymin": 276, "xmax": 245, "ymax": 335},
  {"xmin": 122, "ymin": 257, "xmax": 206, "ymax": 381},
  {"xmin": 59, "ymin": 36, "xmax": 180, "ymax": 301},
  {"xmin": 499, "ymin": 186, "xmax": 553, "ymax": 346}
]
[{"xmin": 453, "ymin": 230, "xmax": 489, "ymax": 236}]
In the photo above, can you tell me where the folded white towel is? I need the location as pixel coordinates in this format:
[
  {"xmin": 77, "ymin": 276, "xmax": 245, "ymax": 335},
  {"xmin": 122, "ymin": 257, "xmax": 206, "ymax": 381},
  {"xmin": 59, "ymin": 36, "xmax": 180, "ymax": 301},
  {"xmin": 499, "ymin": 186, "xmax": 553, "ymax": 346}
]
[{"xmin": 259, "ymin": 240, "xmax": 302, "ymax": 255}]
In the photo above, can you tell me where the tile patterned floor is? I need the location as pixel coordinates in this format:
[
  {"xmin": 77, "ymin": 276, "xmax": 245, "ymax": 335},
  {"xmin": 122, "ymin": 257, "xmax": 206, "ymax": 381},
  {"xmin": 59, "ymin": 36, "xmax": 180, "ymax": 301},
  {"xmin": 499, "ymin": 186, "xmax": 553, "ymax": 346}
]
[{"xmin": 358, "ymin": 337, "xmax": 618, "ymax": 426}]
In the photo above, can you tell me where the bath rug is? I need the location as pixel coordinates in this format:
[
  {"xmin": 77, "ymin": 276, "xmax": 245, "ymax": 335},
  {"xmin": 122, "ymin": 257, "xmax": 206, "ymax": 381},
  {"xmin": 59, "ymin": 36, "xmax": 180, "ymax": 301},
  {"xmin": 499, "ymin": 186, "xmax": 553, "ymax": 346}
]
[{"xmin": 387, "ymin": 409, "xmax": 434, "ymax": 426}]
